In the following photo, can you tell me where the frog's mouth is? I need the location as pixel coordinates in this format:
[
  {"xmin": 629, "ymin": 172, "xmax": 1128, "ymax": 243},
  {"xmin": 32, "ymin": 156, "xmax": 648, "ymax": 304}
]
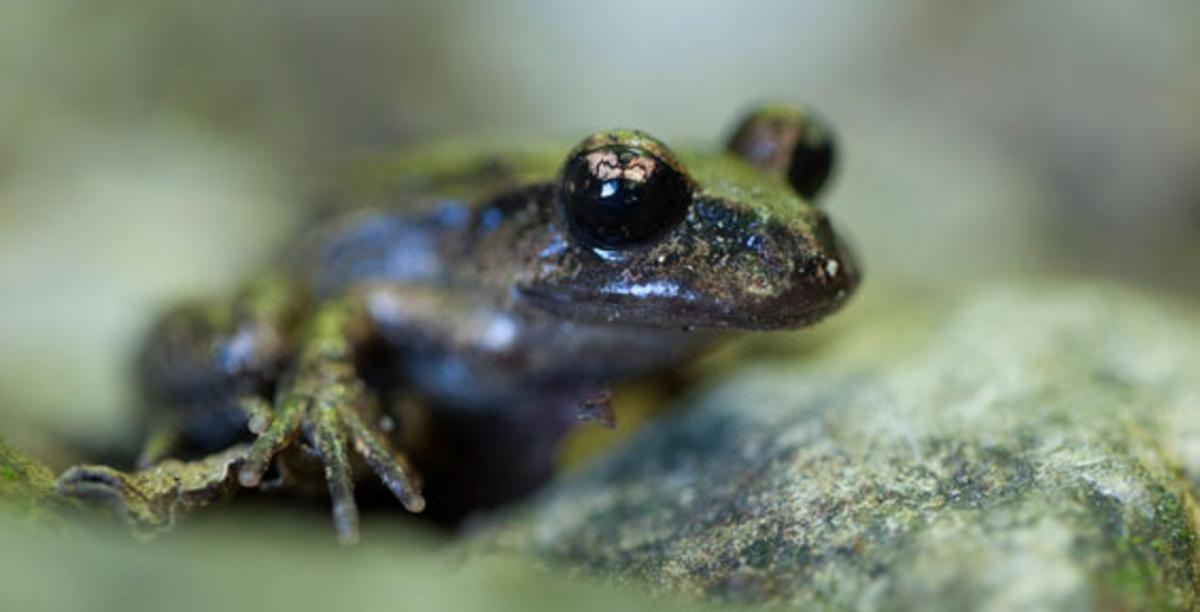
[{"xmin": 517, "ymin": 235, "xmax": 860, "ymax": 331}]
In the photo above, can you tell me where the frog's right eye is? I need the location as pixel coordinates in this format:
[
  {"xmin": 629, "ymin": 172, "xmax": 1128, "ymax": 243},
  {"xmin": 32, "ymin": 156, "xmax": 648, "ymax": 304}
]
[
  {"xmin": 726, "ymin": 105, "xmax": 837, "ymax": 202},
  {"xmin": 560, "ymin": 133, "xmax": 692, "ymax": 251}
]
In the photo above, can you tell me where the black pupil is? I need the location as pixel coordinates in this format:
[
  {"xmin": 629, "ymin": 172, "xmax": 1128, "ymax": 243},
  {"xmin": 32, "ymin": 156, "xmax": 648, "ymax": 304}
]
[
  {"xmin": 561, "ymin": 146, "xmax": 690, "ymax": 250},
  {"xmin": 787, "ymin": 133, "xmax": 835, "ymax": 201}
]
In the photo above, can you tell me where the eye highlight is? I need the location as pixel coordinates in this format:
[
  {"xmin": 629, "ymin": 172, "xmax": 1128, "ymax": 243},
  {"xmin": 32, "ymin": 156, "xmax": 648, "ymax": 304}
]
[
  {"xmin": 726, "ymin": 105, "xmax": 837, "ymax": 202},
  {"xmin": 560, "ymin": 132, "xmax": 691, "ymax": 250}
]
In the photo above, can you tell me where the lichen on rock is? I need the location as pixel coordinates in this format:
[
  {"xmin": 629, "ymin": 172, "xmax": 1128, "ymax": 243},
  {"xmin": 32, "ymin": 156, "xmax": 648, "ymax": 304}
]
[
  {"xmin": 485, "ymin": 284, "xmax": 1200, "ymax": 610},
  {"xmin": 0, "ymin": 440, "xmax": 75, "ymax": 524}
]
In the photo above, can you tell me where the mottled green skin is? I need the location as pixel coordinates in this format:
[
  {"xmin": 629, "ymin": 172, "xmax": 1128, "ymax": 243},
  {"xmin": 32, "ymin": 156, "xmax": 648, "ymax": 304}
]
[{"xmin": 485, "ymin": 285, "xmax": 1200, "ymax": 610}]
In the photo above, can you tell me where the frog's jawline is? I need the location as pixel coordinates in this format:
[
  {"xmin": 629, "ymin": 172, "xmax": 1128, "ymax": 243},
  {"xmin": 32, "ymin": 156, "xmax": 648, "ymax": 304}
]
[{"xmin": 515, "ymin": 279, "xmax": 856, "ymax": 331}]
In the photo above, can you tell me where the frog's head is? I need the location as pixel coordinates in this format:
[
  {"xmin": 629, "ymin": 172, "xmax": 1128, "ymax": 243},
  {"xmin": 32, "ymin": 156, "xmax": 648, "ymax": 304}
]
[{"xmin": 518, "ymin": 105, "xmax": 859, "ymax": 330}]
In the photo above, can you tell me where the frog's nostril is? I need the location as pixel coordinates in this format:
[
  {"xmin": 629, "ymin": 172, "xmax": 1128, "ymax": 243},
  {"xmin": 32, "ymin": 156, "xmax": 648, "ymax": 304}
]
[{"xmin": 835, "ymin": 236, "xmax": 861, "ymax": 287}]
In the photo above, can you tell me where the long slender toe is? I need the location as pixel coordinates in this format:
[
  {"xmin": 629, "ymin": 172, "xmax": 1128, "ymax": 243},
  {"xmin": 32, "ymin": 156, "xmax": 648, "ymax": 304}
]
[
  {"xmin": 342, "ymin": 409, "xmax": 426, "ymax": 513},
  {"xmin": 309, "ymin": 404, "xmax": 360, "ymax": 545},
  {"xmin": 239, "ymin": 397, "xmax": 304, "ymax": 487},
  {"xmin": 239, "ymin": 396, "xmax": 275, "ymax": 435}
]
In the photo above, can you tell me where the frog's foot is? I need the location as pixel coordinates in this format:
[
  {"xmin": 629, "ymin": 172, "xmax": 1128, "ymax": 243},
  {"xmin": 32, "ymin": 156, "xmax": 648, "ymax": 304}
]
[
  {"xmin": 236, "ymin": 300, "xmax": 424, "ymax": 544},
  {"xmin": 238, "ymin": 380, "xmax": 424, "ymax": 544},
  {"xmin": 56, "ymin": 445, "xmax": 246, "ymax": 537}
]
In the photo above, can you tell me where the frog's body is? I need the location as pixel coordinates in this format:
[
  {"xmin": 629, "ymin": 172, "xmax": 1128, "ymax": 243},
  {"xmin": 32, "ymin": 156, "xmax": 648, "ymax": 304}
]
[
  {"xmin": 301, "ymin": 143, "xmax": 718, "ymax": 399},
  {"xmin": 58, "ymin": 106, "xmax": 859, "ymax": 543}
]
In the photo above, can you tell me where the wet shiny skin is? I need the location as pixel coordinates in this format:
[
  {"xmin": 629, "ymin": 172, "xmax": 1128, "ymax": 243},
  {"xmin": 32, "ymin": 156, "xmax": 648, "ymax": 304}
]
[{"xmin": 56, "ymin": 105, "xmax": 859, "ymax": 543}]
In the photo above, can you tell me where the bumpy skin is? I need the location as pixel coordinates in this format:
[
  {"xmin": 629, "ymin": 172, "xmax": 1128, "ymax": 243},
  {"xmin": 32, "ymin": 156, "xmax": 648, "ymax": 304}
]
[{"xmin": 57, "ymin": 105, "xmax": 859, "ymax": 543}]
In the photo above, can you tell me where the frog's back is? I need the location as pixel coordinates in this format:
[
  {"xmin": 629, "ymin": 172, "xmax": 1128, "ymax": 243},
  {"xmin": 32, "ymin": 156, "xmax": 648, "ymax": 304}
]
[
  {"xmin": 286, "ymin": 139, "xmax": 563, "ymax": 298},
  {"xmin": 331, "ymin": 138, "xmax": 565, "ymax": 211}
]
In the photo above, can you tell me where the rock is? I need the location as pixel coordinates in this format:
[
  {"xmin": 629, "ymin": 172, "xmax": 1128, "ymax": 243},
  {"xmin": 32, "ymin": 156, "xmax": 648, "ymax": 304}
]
[{"xmin": 485, "ymin": 284, "xmax": 1200, "ymax": 610}]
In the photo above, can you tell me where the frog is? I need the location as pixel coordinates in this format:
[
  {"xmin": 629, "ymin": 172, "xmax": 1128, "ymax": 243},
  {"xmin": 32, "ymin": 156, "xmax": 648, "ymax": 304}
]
[{"xmin": 56, "ymin": 104, "xmax": 859, "ymax": 543}]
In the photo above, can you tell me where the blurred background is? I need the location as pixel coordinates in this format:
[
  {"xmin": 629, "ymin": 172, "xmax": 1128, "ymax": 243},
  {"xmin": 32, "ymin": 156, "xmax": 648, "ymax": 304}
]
[{"xmin": 1, "ymin": 0, "xmax": 1198, "ymax": 459}]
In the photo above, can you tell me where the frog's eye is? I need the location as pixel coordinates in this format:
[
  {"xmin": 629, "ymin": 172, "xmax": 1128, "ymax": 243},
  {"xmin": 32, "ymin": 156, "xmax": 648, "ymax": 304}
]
[
  {"xmin": 560, "ymin": 135, "xmax": 692, "ymax": 250},
  {"xmin": 726, "ymin": 105, "xmax": 836, "ymax": 202}
]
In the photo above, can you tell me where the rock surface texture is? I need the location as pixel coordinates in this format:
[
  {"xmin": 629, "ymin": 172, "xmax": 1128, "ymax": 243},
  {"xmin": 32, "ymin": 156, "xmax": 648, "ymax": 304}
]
[
  {"xmin": 487, "ymin": 285, "xmax": 1200, "ymax": 610},
  {"xmin": 0, "ymin": 441, "xmax": 73, "ymax": 525}
]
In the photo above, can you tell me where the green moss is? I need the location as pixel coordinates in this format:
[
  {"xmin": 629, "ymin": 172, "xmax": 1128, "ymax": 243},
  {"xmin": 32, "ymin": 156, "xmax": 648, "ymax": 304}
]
[
  {"xmin": 0, "ymin": 440, "xmax": 74, "ymax": 523},
  {"xmin": 1096, "ymin": 541, "xmax": 1177, "ymax": 612},
  {"xmin": 742, "ymin": 538, "xmax": 774, "ymax": 569},
  {"xmin": 1080, "ymin": 478, "xmax": 1199, "ymax": 611}
]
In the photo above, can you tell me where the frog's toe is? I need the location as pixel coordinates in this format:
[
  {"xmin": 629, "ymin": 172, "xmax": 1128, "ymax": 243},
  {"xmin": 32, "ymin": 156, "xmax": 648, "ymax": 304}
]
[
  {"xmin": 233, "ymin": 298, "xmax": 426, "ymax": 543},
  {"xmin": 237, "ymin": 389, "xmax": 424, "ymax": 543},
  {"xmin": 304, "ymin": 400, "xmax": 426, "ymax": 544},
  {"xmin": 239, "ymin": 396, "xmax": 305, "ymax": 487},
  {"xmin": 341, "ymin": 408, "xmax": 425, "ymax": 513},
  {"xmin": 307, "ymin": 401, "xmax": 361, "ymax": 544}
]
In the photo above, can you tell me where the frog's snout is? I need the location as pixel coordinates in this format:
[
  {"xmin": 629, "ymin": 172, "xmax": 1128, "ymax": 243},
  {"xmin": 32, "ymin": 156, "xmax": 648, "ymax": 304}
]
[
  {"xmin": 736, "ymin": 241, "xmax": 856, "ymax": 331},
  {"xmin": 789, "ymin": 232, "xmax": 859, "ymax": 321}
]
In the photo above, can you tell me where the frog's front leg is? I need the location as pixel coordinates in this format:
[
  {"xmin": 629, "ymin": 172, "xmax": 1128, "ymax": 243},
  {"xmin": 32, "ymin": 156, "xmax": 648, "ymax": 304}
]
[
  {"xmin": 237, "ymin": 294, "xmax": 424, "ymax": 544},
  {"xmin": 57, "ymin": 276, "xmax": 299, "ymax": 530},
  {"xmin": 355, "ymin": 285, "xmax": 620, "ymax": 521},
  {"xmin": 134, "ymin": 275, "xmax": 299, "ymax": 465}
]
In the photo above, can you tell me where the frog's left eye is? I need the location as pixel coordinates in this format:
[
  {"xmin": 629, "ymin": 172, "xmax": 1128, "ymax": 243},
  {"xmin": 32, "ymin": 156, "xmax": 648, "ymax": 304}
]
[
  {"xmin": 560, "ymin": 134, "xmax": 692, "ymax": 250},
  {"xmin": 726, "ymin": 105, "xmax": 837, "ymax": 202}
]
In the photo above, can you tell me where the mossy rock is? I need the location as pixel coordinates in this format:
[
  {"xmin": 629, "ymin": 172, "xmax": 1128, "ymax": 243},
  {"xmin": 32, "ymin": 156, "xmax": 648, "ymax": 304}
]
[
  {"xmin": 0, "ymin": 440, "xmax": 75, "ymax": 524},
  {"xmin": 485, "ymin": 284, "xmax": 1200, "ymax": 610}
]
